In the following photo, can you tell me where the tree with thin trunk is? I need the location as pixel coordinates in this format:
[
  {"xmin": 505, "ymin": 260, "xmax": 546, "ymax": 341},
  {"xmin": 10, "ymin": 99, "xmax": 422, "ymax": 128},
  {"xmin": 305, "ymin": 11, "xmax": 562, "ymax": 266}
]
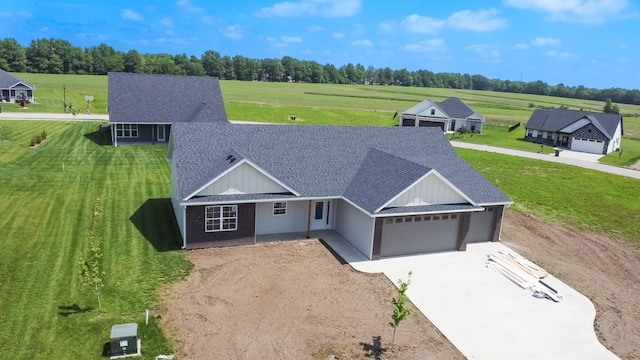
[
  {"xmin": 390, "ymin": 271, "xmax": 412, "ymax": 348},
  {"xmin": 79, "ymin": 238, "xmax": 105, "ymax": 310}
]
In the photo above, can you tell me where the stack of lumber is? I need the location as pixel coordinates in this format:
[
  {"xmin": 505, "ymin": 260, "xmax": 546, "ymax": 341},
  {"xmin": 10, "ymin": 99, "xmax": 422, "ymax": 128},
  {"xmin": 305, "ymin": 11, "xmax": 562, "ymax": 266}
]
[{"xmin": 487, "ymin": 252, "xmax": 563, "ymax": 302}]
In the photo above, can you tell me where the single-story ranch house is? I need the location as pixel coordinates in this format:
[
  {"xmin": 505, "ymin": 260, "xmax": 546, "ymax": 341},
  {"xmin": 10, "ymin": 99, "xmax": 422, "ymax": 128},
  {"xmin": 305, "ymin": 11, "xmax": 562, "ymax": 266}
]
[
  {"xmin": 400, "ymin": 97, "xmax": 485, "ymax": 133},
  {"xmin": 524, "ymin": 109, "xmax": 623, "ymax": 155},
  {"xmin": 167, "ymin": 123, "xmax": 513, "ymax": 260},
  {"xmin": 107, "ymin": 72, "xmax": 228, "ymax": 146},
  {"xmin": 0, "ymin": 69, "xmax": 35, "ymax": 103}
]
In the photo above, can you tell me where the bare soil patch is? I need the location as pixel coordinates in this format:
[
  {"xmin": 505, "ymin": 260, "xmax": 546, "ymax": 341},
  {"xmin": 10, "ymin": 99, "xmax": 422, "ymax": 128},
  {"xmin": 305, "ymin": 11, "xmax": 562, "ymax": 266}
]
[
  {"xmin": 157, "ymin": 210, "xmax": 640, "ymax": 359},
  {"xmin": 156, "ymin": 241, "xmax": 463, "ymax": 359}
]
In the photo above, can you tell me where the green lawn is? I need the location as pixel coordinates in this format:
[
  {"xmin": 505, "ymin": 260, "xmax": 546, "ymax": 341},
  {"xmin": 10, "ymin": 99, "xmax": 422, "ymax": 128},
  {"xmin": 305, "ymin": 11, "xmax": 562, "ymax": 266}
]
[
  {"xmin": 0, "ymin": 120, "xmax": 191, "ymax": 359},
  {"xmin": 458, "ymin": 148, "xmax": 640, "ymax": 242},
  {"xmin": 599, "ymin": 137, "xmax": 640, "ymax": 166}
]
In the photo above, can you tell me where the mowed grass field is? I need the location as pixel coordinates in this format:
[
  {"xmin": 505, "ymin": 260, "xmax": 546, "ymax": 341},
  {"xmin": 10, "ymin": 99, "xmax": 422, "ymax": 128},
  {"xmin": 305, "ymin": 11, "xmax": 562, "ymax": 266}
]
[{"xmin": 0, "ymin": 120, "xmax": 191, "ymax": 359}]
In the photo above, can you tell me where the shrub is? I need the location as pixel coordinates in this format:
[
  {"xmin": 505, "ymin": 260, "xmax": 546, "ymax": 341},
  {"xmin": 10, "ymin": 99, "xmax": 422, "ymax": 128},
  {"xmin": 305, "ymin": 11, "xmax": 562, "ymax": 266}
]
[{"xmin": 41, "ymin": 130, "xmax": 47, "ymax": 140}]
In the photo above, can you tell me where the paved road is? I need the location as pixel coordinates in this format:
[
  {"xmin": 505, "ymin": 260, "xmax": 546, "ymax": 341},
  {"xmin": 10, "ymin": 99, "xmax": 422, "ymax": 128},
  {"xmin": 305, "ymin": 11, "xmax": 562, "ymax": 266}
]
[
  {"xmin": 452, "ymin": 140, "xmax": 640, "ymax": 180},
  {"xmin": 0, "ymin": 111, "xmax": 108, "ymax": 121}
]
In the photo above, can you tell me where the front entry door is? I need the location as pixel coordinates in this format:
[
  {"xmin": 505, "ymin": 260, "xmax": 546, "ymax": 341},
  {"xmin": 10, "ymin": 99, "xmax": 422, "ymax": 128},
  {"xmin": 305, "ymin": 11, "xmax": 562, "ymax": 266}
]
[
  {"xmin": 157, "ymin": 125, "xmax": 166, "ymax": 142},
  {"xmin": 311, "ymin": 200, "xmax": 332, "ymax": 230}
]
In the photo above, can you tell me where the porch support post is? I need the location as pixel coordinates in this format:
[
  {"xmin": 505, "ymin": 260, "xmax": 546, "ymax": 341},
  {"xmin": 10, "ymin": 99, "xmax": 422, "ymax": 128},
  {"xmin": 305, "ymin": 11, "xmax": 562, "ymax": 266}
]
[{"xmin": 306, "ymin": 200, "xmax": 312, "ymax": 238}]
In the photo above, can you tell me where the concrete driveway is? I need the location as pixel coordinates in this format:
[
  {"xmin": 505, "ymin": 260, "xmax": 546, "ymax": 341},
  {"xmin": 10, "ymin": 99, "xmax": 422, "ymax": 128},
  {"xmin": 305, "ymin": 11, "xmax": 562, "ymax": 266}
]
[{"xmin": 321, "ymin": 233, "xmax": 618, "ymax": 360}]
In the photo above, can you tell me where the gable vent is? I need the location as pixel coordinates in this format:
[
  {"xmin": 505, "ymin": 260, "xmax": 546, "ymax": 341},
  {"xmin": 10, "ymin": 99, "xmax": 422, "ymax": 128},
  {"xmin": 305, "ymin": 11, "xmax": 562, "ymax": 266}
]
[{"xmin": 226, "ymin": 155, "xmax": 237, "ymax": 163}]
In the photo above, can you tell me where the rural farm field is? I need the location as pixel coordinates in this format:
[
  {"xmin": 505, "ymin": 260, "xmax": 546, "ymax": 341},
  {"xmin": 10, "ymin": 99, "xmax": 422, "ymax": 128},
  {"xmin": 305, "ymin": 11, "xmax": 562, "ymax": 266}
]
[{"xmin": 1, "ymin": 75, "xmax": 640, "ymax": 359}]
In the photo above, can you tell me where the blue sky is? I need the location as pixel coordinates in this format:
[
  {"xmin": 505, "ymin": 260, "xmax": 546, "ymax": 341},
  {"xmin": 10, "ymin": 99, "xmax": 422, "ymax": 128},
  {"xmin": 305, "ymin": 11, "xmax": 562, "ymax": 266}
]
[{"xmin": 1, "ymin": 0, "xmax": 638, "ymax": 89}]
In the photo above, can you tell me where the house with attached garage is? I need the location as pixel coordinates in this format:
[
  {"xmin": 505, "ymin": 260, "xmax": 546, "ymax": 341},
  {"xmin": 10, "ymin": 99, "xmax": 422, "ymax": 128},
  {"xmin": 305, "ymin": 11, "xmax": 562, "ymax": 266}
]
[
  {"xmin": 167, "ymin": 123, "xmax": 513, "ymax": 260},
  {"xmin": 0, "ymin": 69, "xmax": 35, "ymax": 103},
  {"xmin": 400, "ymin": 97, "xmax": 485, "ymax": 133},
  {"xmin": 524, "ymin": 109, "xmax": 623, "ymax": 155},
  {"xmin": 107, "ymin": 72, "xmax": 228, "ymax": 146}
]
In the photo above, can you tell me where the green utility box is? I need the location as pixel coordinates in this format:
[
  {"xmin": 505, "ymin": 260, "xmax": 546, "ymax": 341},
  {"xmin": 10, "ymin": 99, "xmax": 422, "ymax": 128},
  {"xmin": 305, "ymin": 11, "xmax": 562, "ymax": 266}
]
[{"xmin": 110, "ymin": 323, "xmax": 138, "ymax": 357}]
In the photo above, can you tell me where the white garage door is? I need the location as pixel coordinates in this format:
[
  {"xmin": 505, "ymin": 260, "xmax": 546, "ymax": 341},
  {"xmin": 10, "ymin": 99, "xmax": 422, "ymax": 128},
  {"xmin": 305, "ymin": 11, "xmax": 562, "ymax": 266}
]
[
  {"xmin": 380, "ymin": 214, "xmax": 460, "ymax": 258},
  {"xmin": 571, "ymin": 137, "xmax": 604, "ymax": 154}
]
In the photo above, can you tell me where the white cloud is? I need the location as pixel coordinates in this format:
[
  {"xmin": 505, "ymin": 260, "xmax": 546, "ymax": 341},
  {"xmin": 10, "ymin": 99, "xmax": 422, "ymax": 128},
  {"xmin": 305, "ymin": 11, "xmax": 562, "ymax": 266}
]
[
  {"xmin": 400, "ymin": 14, "xmax": 445, "ymax": 34},
  {"xmin": 177, "ymin": 0, "xmax": 203, "ymax": 13},
  {"xmin": 404, "ymin": 38, "xmax": 446, "ymax": 53},
  {"xmin": 514, "ymin": 43, "xmax": 530, "ymax": 50},
  {"xmin": 466, "ymin": 44, "xmax": 501, "ymax": 59},
  {"xmin": 352, "ymin": 39, "xmax": 373, "ymax": 47},
  {"xmin": 160, "ymin": 17, "xmax": 173, "ymax": 26},
  {"xmin": 225, "ymin": 24, "xmax": 243, "ymax": 39},
  {"xmin": 121, "ymin": 9, "xmax": 143, "ymax": 21},
  {"xmin": 201, "ymin": 16, "xmax": 219, "ymax": 25},
  {"xmin": 398, "ymin": 9, "xmax": 506, "ymax": 34},
  {"xmin": 282, "ymin": 35, "xmax": 302, "ymax": 43},
  {"xmin": 332, "ymin": 32, "xmax": 344, "ymax": 39},
  {"xmin": 546, "ymin": 50, "xmax": 575, "ymax": 59},
  {"xmin": 379, "ymin": 20, "xmax": 394, "ymax": 32},
  {"xmin": 255, "ymin": 0, "xmax": 361, "ymax": 18},
  {"xmin": 447, "ymin": 9, "xmax": 507, "ymax": 31},
  {"xmin": 532, "ymin": 36, "xmax": 561, "ymax": 46},
  {"xmin": 504, "ymin": 0, "xmax": 629, "ymax": 23},
  {"xmin": 308, "ymin": 25, "xmax": 323, "ymax": 31}
]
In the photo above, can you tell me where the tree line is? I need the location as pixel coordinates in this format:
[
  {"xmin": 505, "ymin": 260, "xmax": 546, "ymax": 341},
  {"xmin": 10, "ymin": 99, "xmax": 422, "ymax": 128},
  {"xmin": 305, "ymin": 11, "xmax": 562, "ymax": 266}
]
[{"xmin": 1, "ymin": 37, "xmax": 639, "ymax": 106}]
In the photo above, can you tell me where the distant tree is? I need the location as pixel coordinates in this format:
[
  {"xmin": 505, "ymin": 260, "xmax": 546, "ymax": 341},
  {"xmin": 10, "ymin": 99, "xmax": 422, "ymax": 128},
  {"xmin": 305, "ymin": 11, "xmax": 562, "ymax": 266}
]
[
  {"xmin": 123, "ymin": 49, "xmax": 143, "ymax": 73},
  {"xmin": 201, "ymin": 50, "xmax": 223, "ymax": 77},
  {"xmin": 390, "ymin": 271, "xmax": 412, "ymax": 348},
  {"xmin": 603, "ymin": 98, "xmax": 620, "ymax": 114},
  {"xmin": 0, "ymin": 38, "xmax": 27, "ymax": 71}
]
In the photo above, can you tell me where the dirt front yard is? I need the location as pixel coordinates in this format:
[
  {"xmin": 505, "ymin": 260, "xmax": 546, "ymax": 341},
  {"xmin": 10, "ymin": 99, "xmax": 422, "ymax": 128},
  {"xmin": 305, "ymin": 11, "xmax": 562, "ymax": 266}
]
[{"xmin": 157, "ymin": 211, "xmax": 640, "ymax": 359}]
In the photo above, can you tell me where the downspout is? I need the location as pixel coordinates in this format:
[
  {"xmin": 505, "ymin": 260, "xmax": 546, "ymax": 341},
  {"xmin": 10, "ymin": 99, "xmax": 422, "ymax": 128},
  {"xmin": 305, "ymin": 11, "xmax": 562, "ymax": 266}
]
[
  {"xmin": 306, "ymin": 200, "xmax": 312, "ymax": 238},
  {"xmin": 182, "ymin": 206, "xmax": 187, "ymax": 249}
]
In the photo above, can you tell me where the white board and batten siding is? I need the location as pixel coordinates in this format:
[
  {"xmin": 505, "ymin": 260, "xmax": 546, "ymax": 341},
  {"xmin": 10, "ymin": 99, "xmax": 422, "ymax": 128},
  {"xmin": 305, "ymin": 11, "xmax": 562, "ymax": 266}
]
[
  {"xmin": 335, "ymin": 199, "xmax": 374, "ymax": 259},
  {"xmin": 196, "ymin": 162, "xmax": 288, "ymax": 196},
  {"xmin": 559, "ymin": 118, "xmax": 591, "ymax": 133},
  {"xmin": 388, "ymin": 172, "xmax": 467, "ymax": 207},
  {"xmin": 255, "ymin": 201, "xmax": 309, "ymax": 235},
  {"xmin": 607, "ymin": 122, "xmax": 623, "ymax": 153}
]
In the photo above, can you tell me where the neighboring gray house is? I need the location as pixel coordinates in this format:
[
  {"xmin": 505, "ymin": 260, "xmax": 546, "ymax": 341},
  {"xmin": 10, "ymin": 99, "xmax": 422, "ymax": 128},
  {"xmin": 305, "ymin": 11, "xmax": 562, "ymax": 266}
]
[
  {"xmin": 524, "ymin": 109, "xmax": 623, "ymax": 154},
  {"xmin": 107, "ymin": 72, "xmax": 228, "ymax": 146},
  {"xmin": 400, "ymin": 97, "xmax": 485, "ymax": 133},
  {"xmin": 167, "ymin": 124, "xmax": 513, "ymax": 260},
  {"xmin": 0, "ymin": 69, "xmax": 35, "ymax": 103}
]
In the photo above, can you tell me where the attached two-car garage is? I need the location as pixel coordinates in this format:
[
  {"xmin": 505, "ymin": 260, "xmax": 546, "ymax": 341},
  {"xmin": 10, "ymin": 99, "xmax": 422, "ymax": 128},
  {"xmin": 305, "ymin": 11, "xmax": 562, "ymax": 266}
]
[
  {"xmin": 378, "ymin": 208, "xmax": 498, "ymax": 258},
  {"xmin": 571, "ymin": 137, "xmax": 604, "ymax": 154}
]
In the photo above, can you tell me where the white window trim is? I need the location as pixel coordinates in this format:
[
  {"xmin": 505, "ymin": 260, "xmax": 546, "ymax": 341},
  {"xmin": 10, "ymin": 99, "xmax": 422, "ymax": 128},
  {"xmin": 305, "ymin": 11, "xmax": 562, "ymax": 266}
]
[
  {"xmin": 205, "ymin": 205, "xmax": 238, "ymax": 232},
  {"xmin": 273, "ymin": 202, "xmax": 287, "ymax": 216},
  {"xmin": 115, "ymin": 124, "xmax": 139, "ymax": 138}
]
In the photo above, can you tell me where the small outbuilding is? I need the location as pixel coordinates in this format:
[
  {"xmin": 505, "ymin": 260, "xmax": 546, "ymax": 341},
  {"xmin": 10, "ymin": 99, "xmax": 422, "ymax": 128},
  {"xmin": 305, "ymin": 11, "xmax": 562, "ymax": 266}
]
[{"xmin": 109, "ymin": 323, "xmax": 139, "ymax": 358}]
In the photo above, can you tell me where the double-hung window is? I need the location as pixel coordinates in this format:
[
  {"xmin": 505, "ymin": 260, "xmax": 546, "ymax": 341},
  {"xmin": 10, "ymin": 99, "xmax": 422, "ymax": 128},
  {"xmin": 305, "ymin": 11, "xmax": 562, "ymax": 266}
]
[
  {"xmin": 205, "ymin": 205, "xmax": 237, "ymax": 232},
  {"xmin": 273, "ymin": 202, "xmax": 287, "ymax": 215}
]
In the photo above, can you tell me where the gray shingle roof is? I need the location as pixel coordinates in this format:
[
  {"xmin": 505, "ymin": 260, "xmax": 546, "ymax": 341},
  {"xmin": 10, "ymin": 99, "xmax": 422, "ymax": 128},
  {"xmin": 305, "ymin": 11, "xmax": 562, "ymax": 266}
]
[
  {"xmin": 108, "ymin": 72, "xmax": 228, "ymax": 124},
  {"xmin": 525, "ymin": 109, "xmax": 622, "ymax": 139},
  {"xmin": 0, "ymin": 70, "xmax": 34, "ymax": 89},
  {"xmin": 402, "ymin": 97, "xmax": 483, "ymax": 121},
  {"xmin": 170, "ymin": 123, "xmax": 512, "ymax": 215}
]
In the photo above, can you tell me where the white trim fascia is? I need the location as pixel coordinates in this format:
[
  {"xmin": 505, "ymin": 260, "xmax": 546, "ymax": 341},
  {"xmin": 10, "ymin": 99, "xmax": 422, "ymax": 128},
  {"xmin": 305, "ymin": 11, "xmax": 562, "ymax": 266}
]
[
  {"xmin": 109, "ymin": 121, "xmax": 173, "ymax": 125},
  {"xmin": 182, "ymin": 158, "xmax": 300, "ymax": 201},
  {"xmin": 181, "ymin": 195, "xmax": 338, "ymax": 207},
  {"xmin": 375, "ymin": 169, "xmax": 477, "ymax": 213},
  {"xmin": 9, "ymin": 81, "xmax": 34, "ymax": 89},
  {"xmin": 371, "ymin": 207, "xmax": 484, "ymax": 218},
  {"xmin": 478, "ymin": 201, "xmax": 514, "ymax": 206}
]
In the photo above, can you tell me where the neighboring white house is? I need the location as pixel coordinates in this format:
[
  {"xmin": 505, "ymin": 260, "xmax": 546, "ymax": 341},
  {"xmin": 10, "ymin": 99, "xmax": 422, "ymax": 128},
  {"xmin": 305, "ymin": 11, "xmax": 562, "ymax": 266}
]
[
  {"xmin": 167, "ymin": 123, "xmax": 513, "ymax": 260},
  {"xmin": 400, "ymin": 97, "xmax": 485, "ymax": 133},
  {"xmin": 524, "ymin": 109, "xmax": 623, "ymax": 155}
]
